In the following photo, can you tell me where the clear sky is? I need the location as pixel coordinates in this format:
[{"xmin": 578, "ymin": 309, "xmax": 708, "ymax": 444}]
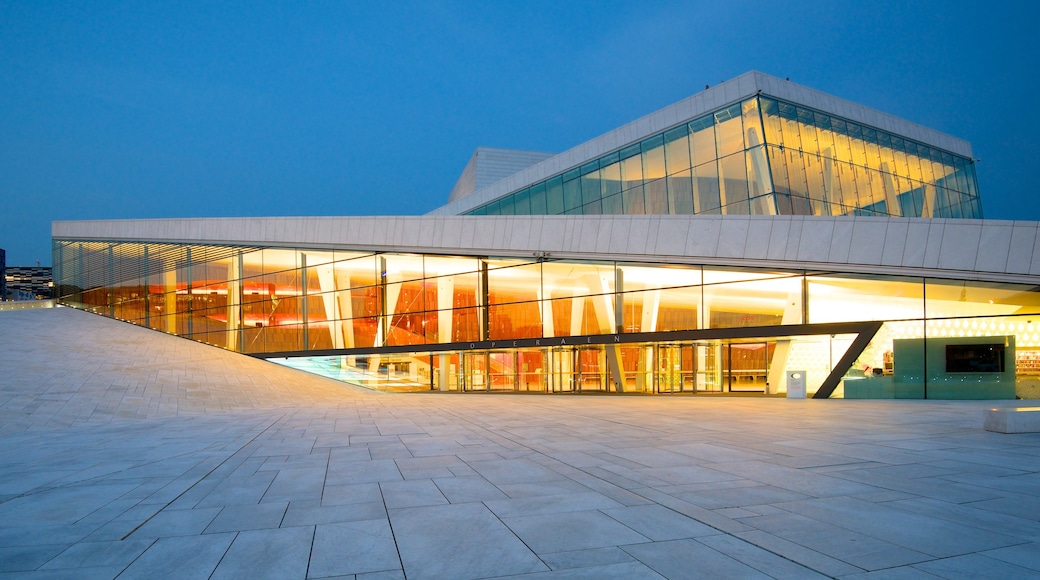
[{"xmin": 2, "ymin": 0, "xmax": 1038, "ymax": 266}]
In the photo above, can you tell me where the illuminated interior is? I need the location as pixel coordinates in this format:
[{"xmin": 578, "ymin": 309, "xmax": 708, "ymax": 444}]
[{"xmin": 54, "ymin": 240, "xmax": 1036, "ymax": 399}]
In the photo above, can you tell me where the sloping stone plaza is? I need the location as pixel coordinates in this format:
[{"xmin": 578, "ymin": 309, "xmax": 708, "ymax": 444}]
[{"xmin": 1, "ymin": 307, "xmax": 1039, "ymax": 579}]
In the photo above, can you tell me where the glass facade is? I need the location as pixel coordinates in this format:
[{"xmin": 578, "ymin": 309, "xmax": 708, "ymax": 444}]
[
  {"xmin": 465, "ymin": 96, "xmax": 981, "ymax": 219},
  {"xmin": 54, "ymin": 239, "xmax": 1035, "ymax": 399}
]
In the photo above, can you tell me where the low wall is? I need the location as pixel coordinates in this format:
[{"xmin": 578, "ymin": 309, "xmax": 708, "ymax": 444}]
[{"xmin": 0, "ymin": 300, "xmax": 56, "ymax": 312}]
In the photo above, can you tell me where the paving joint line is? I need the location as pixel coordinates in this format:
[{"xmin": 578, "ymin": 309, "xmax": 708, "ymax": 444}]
[{"xmin": 118, "ymin": 413, "xmax": 287, "ymax": 540}]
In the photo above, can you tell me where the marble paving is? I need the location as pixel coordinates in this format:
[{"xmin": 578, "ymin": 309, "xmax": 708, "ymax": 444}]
[{"xmin": 1, "ymin": 307, "xmax": 1039, "ymax": 579}]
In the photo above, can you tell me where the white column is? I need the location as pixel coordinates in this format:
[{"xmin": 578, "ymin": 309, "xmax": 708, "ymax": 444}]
[
  {"xmin": 437, "ymin": 275, "xmax": 454, "ymax": 343},
  {"xmin": 226, "ymin": 254, "xmax": 242, "ymax": 351},
  {"xmin": 164, "ymin": 270, "xmax": 177, "ymax": 334},
  {"xmin": 766, "ymin": 288, "xmax": 804, "ymax": 394},
  {"xmin": 315, "ymin": 264, "xmax": 344, "ymax": 349},
  {"xmin": 585, "ymin": 273, "xmax": 615, "ymax": 334},
  {"xmin": 569, "ymin": 295, "xmax": 584, "ymax": 336},
  {"xmin": 438, "ymin": 354, "xmax": 450, "ymax": 391},
  {"xmin": 538, "ymin": 285, "xmax": 554, "ymax": 338}
]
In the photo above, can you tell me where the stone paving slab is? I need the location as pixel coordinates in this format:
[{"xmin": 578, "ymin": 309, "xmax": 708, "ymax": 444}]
[{"xmin": 2, "ymin": 307, "xmax": 1040, "ymax": 578}]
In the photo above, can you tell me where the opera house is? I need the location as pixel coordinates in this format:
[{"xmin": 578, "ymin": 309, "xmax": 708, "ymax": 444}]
[{"xmin": 52, "ymin": 72, "xmax": 1040, "ymax": 399}]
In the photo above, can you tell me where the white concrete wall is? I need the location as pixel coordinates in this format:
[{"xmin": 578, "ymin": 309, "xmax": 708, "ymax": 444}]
[{"xmin": 448, "ymin": 148, "xmax": 555, "ymax": 203}]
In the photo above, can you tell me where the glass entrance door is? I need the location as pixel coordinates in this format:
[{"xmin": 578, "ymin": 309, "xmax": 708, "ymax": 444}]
[
  {"xmin": 576, "ymin": 345, "xmax": 607, "ymax": 392},
  {"xmin": 548, "ymin": 346, "xmax": 575, "ymax": 392},
  {"xmin": 656, "ymin": 344, "xmax": 696, "ymax": 393},
  {"xmin": 459, "ymin": 350, "xmax": 489, "ymax": 391}
]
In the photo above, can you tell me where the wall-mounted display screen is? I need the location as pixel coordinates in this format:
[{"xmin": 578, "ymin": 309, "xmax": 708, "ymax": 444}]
[{"xmin": 946, "ymin": 343, "xmax": 1005, "ymax": 373}]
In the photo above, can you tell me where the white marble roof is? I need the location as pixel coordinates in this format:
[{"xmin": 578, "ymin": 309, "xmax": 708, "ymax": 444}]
[{"xmin": 54, "ymin": 214, "xmax": 1040, "ymax": 285}]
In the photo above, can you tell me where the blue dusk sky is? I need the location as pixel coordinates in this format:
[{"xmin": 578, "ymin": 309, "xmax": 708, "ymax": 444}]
[{"xmin": 2, "ymin": 1, "xmax": 1038, "ymax": 266}]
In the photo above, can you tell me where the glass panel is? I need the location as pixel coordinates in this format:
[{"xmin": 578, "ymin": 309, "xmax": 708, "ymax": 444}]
[
  {"xmin": 749, "ymin": 194, "xmax": 776, "ymax": 215},
  {"xmin": 703, "ymin": 275, "xmax": 802, "ymax": 329},
  {"xmin": 620, "ymin": 149, "xmax": 643, "ymax": 190},
  {"xmin": 808, "ymin": 274, "xmax": 924, "ymax": 322},
  {"xmin": 814, "ymin": 112, "xmax": 834, "ymax": 156},
  {"xmin": 623, "ymin": 186, "xmax": 645, "ymax": 214},
  {"xmin": 742, "ymin": 98, "xmax": 765, "ymax": 149},
  {"xmin": 601, "ymin": 193, "xmax": 623, "ymax": 214},
  {"xmin": 542, "ymin": 262, "xmax": 615, "ymax": 318},
  {"xmin": 778, "ymin": 101, "xmax": 801, "ymax": 152},
  {"xmin": 853, "ymin": 165, "xmax": 875, "ymax": 210},
  {"xmin": 486, "ymin": 260, "xmax": 541, "ymax": 306},
  {"xmin": 804, "ymin": 154, "xmax": 827, "ymax": 213},
  {"xmin": 621, "ymin": 263, "xmax": 702, "ymax": 291},
  {"xmin": 746, "ymin": 146, "xmax": 771, "ymax": 198},
  {"xmin": 601, "ymin": 159, "xmax": 622, "ymax": 199},
  {"xmin": 664, "ymin": 125, "xmax": 691, "ymax": 174},
  {"xmin": 703, "ymin": 267, "xmax": 793, "ymax": 285},
  {"xmin": 760, "ymin": 98, "xmax": 783, "ymax": 147},
  {"xmin": 693, "ymin": 160, "xmax": 721, "ymax": 214},
  {"xmin": 577, "ymin": 163, "xmax": 599, "ymax": 207},
  {"xmin": 862, "ymin": 127, "xmax": 881, "ymax": 170},
  {"xmin": 489, "ymin": 302, "xmax": 542, "ymax": 339},
  {"xmin": 563, "ymin": 175, "xmax": 582, "ymax": 211},
  {"xmin": 529, "ymin": 182, "xmax": 547, "ymax": 214},
  {"xmin": 925, "ymin": 279, "xmax": 1040, "ymax": 319},
  {"xmin": 580, "ymin": 166, "xmax": 601, "ymax": 205},
  {"xmin": 644, "ymin": 178, "xmax": 668, "ymax": 214},
  {"xmin": 689, "ymin": 114, "xmax": 717, "ymax": 167},
  {"xmin": 831, "ymin": 118, "xmax": 852, "ymax": 165},
  {"xmin": 499, "ymin": 194, "xmax": 515, "ymax": 215},
  {"xmin": 641, "ymin": 135, "xmax": 666, "ymax": 182},
  {"xmin": 719, "ymin": 152, "xmax": 749, "ymax": 212},
  {"xmin": 796, "ymin": 107, "xmax": 818, "ymax": 155},
  {"xmin": 513, "ymin": 188, "xmax": 531, "ymax": 215},
  {"xmin": 768, "ymin": 146, "xmax": 792, "ymax": 214},
  {"xmin": 667, "ymin": 170, "xmax": 694, "ymax": 214},
  {"xmin": 836, "ymin": 162, "xmax": 858, "ymax": 214},
  {"xmin": 546, "ymin": 176, "xmax": 564, "ymax": 214},
  {"xmin": 655, "ymin": 286, "xmax": 702, "ymax": 331},
  {"xmin": 715, "ymin": 103, "xmax": 743, "ymax": 157}
]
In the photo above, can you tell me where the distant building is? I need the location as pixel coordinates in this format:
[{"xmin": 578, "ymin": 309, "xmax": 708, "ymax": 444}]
[
  {"xmin": 5, "ymin": 265, "xmax": 53, "ymax": 300},
  {"xmin": 0, "ymin": 249, "xmax": 5, "ymax": 301}
]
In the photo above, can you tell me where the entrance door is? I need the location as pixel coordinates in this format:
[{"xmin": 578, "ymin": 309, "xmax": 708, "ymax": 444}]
[
  {"xmin": 459, "ymin": 351, "xmax": 489, "ymax": 391},
  {"xmin": 576, "ymin": 345, "xmax": 606, "ymax": 392},
  {"xmin": 548, "ymin": 346, "xmax": 576, "ymax": 393},
  {"xmin": 656, "ymin": 344, "xmax": 696, "ymax": 393}
]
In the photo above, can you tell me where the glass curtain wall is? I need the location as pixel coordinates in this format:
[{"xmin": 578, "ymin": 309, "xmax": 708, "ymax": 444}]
[
  {"xmin": 55, "ymin": 239, "xmax": 1032, "ymax": 398},
  {"xmin": 465, "ymin": 97, "xmax": 980, "ymax": 220}
]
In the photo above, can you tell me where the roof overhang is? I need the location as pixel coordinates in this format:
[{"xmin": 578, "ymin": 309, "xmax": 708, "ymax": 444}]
[{"xmin": 53, "ymin": 214, "xmax": 1040, "ymax": 286}]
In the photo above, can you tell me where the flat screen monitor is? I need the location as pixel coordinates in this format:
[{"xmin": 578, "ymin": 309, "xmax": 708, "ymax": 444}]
[{"xmin": 946, "ymin": 343, "xmax": 1005, "ymax": 373}]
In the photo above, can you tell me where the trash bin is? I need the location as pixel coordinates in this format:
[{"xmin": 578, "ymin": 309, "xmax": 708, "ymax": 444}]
[{"xmin": 786, "ymin": 371, "xmax": 807, "ymax": 398}]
